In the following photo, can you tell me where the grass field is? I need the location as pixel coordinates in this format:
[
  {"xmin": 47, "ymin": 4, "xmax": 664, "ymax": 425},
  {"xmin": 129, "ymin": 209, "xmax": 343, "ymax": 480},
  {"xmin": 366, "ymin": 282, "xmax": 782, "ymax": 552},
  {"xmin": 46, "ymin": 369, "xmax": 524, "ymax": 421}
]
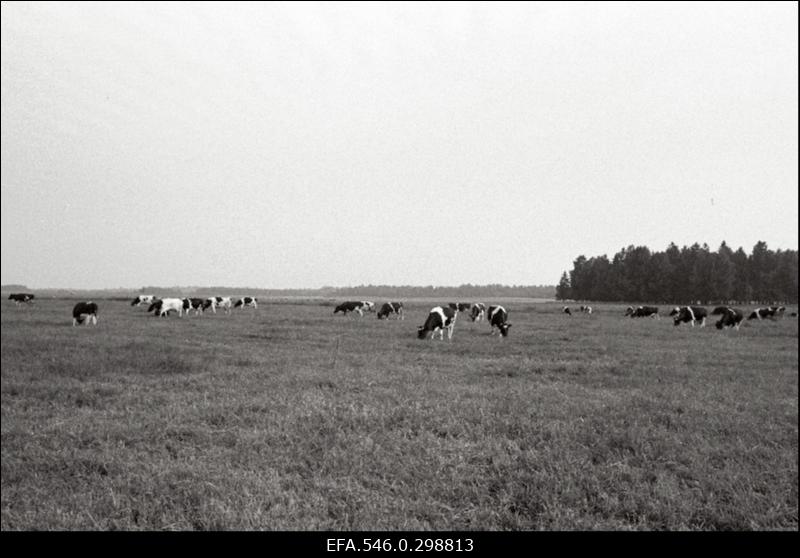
[{"xmin": 1, "ymin": 298, "xmax": 797, "ymax": 530}]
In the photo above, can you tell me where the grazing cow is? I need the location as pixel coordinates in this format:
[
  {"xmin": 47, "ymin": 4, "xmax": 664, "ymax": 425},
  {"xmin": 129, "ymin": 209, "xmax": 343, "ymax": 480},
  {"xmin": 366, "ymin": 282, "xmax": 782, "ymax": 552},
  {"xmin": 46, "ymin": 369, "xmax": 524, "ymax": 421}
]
[
  {"xmin": 334, "ymin": 301, "xmax": 368, "ymax": 317},
  {"xmin": 203, "ymin": 297, "xmax": 233, "ymax": 314},
  {"xmin": 130, "ymin": 295, "xmax": 156, "ymax": 307},
  {"xmin": 377, "ymin": 301, "xmax": 404, "ymax": 320},
  {"xmin": 360, "ymin": 301, "xmax": 376, "ymax": 313},
  {"xmin": 8, "ymin": 293, "xmax": 35, "ymax": 304},
  {"xmin": 715, "ymin": 307, "xmax": 744, "ymax": 330},
  {"xmin": 625, "ymin": 305, "xmax": 660, "ymax": 318},
  {"xmin": 72, "ymin": 301, "xmax": 98, "ymax": 326},
  {"xmin": 579, "ymin": 305, "xmax": 593, "ymax": 314},
  {"xmin": 487, "ymin": 305, "xmax": 512, "ymax": 337},
  {"xmin": 417, "ymin": 306, "xmax": 458, "ymax": 340},
  {"xmin": 747, "ymin": 306, "xmax": 786, "ymax": 321},
  {"xmin": 669, "ymin": 306, "xmax": 708, "ymax": 327},
  {"xmin": 148, "ymin": 298, "xmax": 184, "ymax": 317},
  {"xmin": 234, "ymin": 296, "xmax": 258, "ymax": 309},
  {"xmin": 470, "ymin": 303, "xmax": 486, "ymax": 322},
  {"xmin": 562, "ymin": 306, "xmax": 572, "ymax": 316},
  {"xmin": 182, "ymin": 298, "xmax": 205, "ymax": 315}
]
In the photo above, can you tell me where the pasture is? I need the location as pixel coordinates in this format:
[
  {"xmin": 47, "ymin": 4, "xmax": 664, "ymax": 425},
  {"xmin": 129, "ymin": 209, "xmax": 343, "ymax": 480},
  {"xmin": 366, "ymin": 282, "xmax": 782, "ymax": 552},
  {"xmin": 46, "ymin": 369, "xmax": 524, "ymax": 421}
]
[{"xmin": 1, "ymin": 298, "xmax": 797, "ymax": 530}]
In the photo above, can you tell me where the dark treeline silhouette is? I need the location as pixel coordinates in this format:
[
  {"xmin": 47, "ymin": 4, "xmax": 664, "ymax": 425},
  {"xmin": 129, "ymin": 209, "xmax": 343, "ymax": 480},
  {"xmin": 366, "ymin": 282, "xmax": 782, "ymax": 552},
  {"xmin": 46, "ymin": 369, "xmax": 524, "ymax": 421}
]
[{"xmin": 556, "ymin": 241, "xmax": 798, "ymax": 305}]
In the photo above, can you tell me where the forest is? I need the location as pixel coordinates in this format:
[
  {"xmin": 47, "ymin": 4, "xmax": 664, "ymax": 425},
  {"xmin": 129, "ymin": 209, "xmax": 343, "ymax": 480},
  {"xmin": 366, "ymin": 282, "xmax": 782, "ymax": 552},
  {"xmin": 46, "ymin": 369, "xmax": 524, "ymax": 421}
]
[{"xmin": 557, "ymin": 241, "xmax": 798, "ymax": 304}]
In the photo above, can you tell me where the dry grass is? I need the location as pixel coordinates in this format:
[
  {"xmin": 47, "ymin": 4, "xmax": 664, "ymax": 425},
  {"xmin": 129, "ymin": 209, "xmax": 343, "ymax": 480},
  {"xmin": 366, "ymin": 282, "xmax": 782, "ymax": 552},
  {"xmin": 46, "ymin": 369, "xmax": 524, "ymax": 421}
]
[{"xmin": 1, "ymin": 299, "xmax": 797, "ymax": 530}]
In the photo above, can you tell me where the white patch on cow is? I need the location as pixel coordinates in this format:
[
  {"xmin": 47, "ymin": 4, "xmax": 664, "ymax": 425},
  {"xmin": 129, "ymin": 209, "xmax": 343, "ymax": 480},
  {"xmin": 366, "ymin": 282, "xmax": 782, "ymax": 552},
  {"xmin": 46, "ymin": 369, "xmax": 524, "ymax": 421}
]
[{"xmin": 686, "ymin": 306, "xmax": 696, "ymax": 326}]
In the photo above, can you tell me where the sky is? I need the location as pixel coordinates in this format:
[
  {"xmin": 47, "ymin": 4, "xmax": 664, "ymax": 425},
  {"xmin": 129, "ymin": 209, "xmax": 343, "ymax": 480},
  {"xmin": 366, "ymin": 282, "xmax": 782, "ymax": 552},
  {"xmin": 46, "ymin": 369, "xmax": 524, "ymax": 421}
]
[{"xmin": 1, "ymin": 1, "xmax": 797, "ymax": 289}]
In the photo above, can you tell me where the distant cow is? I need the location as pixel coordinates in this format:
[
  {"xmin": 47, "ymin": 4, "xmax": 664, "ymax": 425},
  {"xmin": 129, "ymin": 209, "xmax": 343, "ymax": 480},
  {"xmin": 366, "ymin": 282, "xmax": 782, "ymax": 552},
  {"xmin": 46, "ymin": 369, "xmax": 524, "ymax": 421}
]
[
  {"xmin": 233, "ymin": 296, "xmax": 258, "ymax": 309},
  {"xmin": 377, "ymin": 301, "xmax": 404, "ymax": 320},
  {"xmin": 470, "ymin": 303, "xmax": 486, "ymax": 322},
  {"xmin": 487, "ymin": 305, "xmax": 512, "ymax": 337},
  {"xmin": 625, "ymin": 305, "xmax": 660, "ymax": 318},
  {"xmin": 72, "ymin": 301, "xmax": 98, "ymax": 326},
  {"xmin": 562, "ymin": 306, "xmax": 572, "ymax": 316},
  {"xmin": 148, "ymin": 298, "xmax": 184, "ymax": 317},
  {"xmin": 360, "ymin": 301, "xmax": 376, "ymax": 313},
  {"xmin": 8, "ymin": 293, "xmax": 35, "ymax": 304},
  {"xmin": 579, "ymin": 305, "xmax": 593, "ymax": 314},
  {"xmin": 715, "ymin": 307, "xmax": 744, "ymax": 330},
  {"xmin": 417, "ymin": 306, "xmax": 458, "ymax": 341},
  {"xmin": 670, "ymin": 306, "xmax": 708, "ymax": 327},
  {"xmin": 182, "ymin": 298, "xmax": 205, "ymax": 315},
  {"xmin": 418, "ymin": 306, "xmax": 458, "ymax": 340},
  {"xmin": 334, "ymin": 301, "xmax": 368, "ymax": 317},
  {"xmin": 130, "ymin": 295, "xmax": 155, "ymax": 307},
  {"xmin": 203, "ymin": 297, "xmax": 233, "ymax": 314},
  {"xmin": 748, "ymin": 306, "xmax": 786, "ymax": 321}
]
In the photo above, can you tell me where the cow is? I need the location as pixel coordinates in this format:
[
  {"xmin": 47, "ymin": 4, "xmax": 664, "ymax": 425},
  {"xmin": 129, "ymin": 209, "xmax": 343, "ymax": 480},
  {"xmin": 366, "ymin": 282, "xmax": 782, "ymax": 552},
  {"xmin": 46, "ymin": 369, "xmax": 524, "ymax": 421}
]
[
  {"xmin": 130, "ymin": 295, "xmax": 156, "ymax": 307},
  {"xmin": 715, "ymin": 307, "xmax": 744, "ymax": 330},
  {"xmin": 148, "ymin": 298, "xmax": 184, "ymax": 317},
  {"xmin": 417, "ymin": 306, "xmax": 458, "ymax": 340},
  {"xmin": 747, "ymin": 306, "xmax": 785, "ymax": 320},
  {"xmin": 562, "ymin": 306, "xmax": 572, "ymax": 316},
  {"xmin": 72, "ymin": 301, "xmax": 98, "ymax": 326},
  {"xmin": 470, "ymin": 303, "xmax": 486, "ymax": 322},
  {"xmin": 182, "ymin": 298, "xmax": 205, "ymax": 315},
  {"xmin": 669, "ymin": 306, "xmax": 708, "ymax": 327},
  {"xmin": 233, "ymin": 296, "xmax": 258, "ymax": 309},
  {"xmin": 579, "ymin": 305, "xmax": 593, "ymax": 314},
  {"xmin": 377, "ymin": 301, "xmax": 404, "ymax": 320},
  {"xmin": 203, "ymin": 297, "xmax": 233, "ymax": 314},
  {"xmin": 487, "ymin": 305, "xmax": 512, "ymax": 337},
  {"xmin": 625, "ymin": 305, "xmax": 660, "ymax": 318},
  {"xmin": 8, "ymin": 293, "xmax": 35, "ymax": 304},
  {"xmin": 334, "ymin": 301, "xmax": 368, "ymax": 316},
  {"xmin": 360, "ymin": 301, "xmax": 376, "ymax": 313}
]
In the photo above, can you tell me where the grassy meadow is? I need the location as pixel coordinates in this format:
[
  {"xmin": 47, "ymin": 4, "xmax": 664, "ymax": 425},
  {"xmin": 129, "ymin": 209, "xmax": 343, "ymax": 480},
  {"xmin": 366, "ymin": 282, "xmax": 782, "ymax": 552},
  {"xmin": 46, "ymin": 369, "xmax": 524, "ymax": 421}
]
[{"xmin": 1, "ymin": 298, "xmax": 797, "ymax": 530}]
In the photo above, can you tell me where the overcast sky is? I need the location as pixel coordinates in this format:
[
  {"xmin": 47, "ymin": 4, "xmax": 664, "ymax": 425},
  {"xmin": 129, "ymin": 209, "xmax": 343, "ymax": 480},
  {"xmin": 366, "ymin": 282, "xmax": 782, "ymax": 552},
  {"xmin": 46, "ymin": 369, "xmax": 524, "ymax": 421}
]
[{"xmin": 1, "ymin": 1, "xmax": 797, "ymax": 289}]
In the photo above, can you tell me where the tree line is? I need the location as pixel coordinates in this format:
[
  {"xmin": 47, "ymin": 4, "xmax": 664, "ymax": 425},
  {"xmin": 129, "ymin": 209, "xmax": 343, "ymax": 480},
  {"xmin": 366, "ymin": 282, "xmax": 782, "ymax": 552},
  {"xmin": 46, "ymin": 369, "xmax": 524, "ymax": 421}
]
[{"xmin": 556, "ymin": 241, "xmax": 798, "ymax": 305}]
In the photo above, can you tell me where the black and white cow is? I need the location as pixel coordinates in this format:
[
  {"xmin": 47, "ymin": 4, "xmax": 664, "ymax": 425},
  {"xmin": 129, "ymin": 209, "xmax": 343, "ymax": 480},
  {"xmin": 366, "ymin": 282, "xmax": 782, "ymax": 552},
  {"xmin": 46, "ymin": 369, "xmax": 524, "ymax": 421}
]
[
  {"xmin": 579, "ymin": 305, "xmax": 593, "ymax": 314},
  {"xmin": 8, "ymin": 293, "xmax": 35, "ymax": 304},
  {"xmin": 182, "ymin": 298, "xmax": 205, "ymax": 315},
  {"xmin": 148, "ymin": 298, "xmax": 184, "ymax": 317},
  {"xmin": 562, "ymin": 306, "xmax": 572, "ymax": 316},
  {"xmin": 669, "ymin": 306, "xmax": 708, "ymax": 327},
  {"xmin": 72, "ymin": 301, "xmax": 98, "ymax": 326},
  {"xmin": 130, "ymin": 295, "xmax": 156, "ymax": 307},
  {"xmin": 470, "ymin": 303, "xmax": 486, "ymax": 322},
  {"xmin": 715, "ymin": 307, "xmax": 744, "ymax": 330},
  {"xmin": 377, "ymin": 301, "xmax": 404, "ymax": 320},
  {"xmin": 748, "ymin": 306, "xmax": 786, "ymax": 321},
  {"xmin": 334, "ymin": 301, "xmax": 368, "ymax": 317},
  {"xmin": 203, "ymin": 297, "xmax": 233, "ymax": 314},
  {"xmin": 417, "ymin": 306, "xmax": 458, "ymax": 340},
  {"xmin": 487, "ymin": 305, "xmax": 512, "ymax": 337},
  {"xmin": 234, "ymin": 296, "xmax": 258, "ymax": 309},
  {"xmin": 625, "ymin": 305, "xmax": 660, "ymax": 318},
  {"xmin": 360, "ymin": 301, "xmax": 376, "ymax": 313}
]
